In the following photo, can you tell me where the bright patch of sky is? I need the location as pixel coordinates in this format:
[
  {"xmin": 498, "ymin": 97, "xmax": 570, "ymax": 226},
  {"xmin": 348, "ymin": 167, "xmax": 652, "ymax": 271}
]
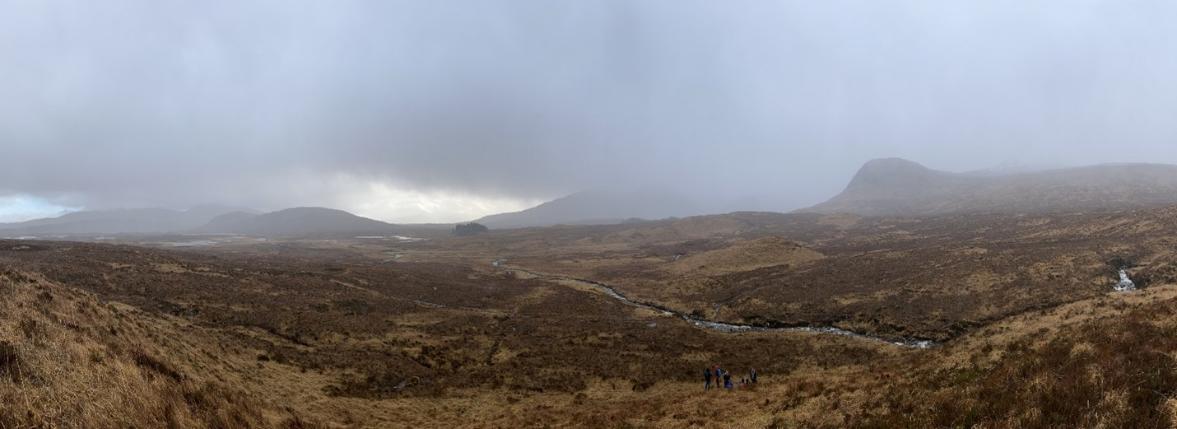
[
  {"xmin": 340, "ymin": 181, "xmax": 542, "ymax": 224},
  {"xmin": 0, "ymin": 177, "xmax": 540, "ymax": 224},
  {"xmin": 0, "ymin": 195, "xmax": 79, "ymax": 223}
]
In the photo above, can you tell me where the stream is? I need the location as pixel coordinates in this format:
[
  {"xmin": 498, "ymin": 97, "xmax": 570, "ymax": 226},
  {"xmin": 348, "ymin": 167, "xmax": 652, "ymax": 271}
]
[
  {"xmin": 1115, "ymin": 269, "xmax": 1137, "ymax": 292},
  {"xmin": 500, "ymin": 264, "xmax": 936, "ymax": 349}
]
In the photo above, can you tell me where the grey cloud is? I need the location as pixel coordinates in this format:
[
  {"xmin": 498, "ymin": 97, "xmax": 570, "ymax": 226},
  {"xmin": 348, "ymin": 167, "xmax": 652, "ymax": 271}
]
[{"xmin": 2, "ymin": 0, "xmax": 1177, "ymax": 216}]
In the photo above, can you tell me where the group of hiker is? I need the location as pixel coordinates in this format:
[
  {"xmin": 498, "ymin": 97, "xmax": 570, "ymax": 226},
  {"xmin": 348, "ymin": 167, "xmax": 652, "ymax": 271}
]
[{"xmin": 703, "ymin": 365, "xmax": 757, "ymax": 391}]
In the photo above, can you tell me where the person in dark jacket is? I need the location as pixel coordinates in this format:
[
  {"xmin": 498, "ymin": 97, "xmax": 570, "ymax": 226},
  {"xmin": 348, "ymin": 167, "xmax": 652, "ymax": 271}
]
[
  {"xmin": 750, "ymin": 368, "xmax": 758, "ymax": 384},
  {"xmin": 723, "ymin": 370, "xmax": 733, "ymax": 390},
  {"xmin": 704, "ymin": 367, "xmax": 714, "ymax": 390}
]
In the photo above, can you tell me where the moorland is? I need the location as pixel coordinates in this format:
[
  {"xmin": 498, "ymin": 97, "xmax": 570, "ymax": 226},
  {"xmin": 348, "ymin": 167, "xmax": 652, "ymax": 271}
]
[{"xmin": 5, "ymin": 205, "xmax": 1177, "ymax": 427}]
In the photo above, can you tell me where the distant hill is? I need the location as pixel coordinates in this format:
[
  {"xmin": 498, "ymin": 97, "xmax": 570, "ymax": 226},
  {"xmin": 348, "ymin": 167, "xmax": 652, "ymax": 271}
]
[
  {"xmin": 0, "ymin": 205, "xmax": 244, "ymax": 235},
  {"xmin": 194, "ymin": 211, "xmax": 258, "ymax": 233},
  {"xmin": 803, "ymin": 158, "xmax": 1177, "ymax": 216},
  {"xmin": 194, "ymin": 207, "xmax": 398, "ymax": 237},
  {"xmin": 474, "ymin": 190, "xmax": 703, "ymax": 229}
]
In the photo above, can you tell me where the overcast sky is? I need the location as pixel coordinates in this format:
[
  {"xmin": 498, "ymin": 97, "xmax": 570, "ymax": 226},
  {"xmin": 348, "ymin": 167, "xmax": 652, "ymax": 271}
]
[{"xmin": 3, "ymin": 0, "xmax": 1177, "ymax": 222}]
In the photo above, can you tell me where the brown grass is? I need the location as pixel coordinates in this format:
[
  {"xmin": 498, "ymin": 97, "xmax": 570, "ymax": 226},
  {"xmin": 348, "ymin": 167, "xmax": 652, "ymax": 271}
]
[
  {"xmin": 0, "ymin": 267, "xmax": 317, "ymax": 428},
  {"xmin": 8, "ymin": 206, "xmax": 1177, "ymax": 427}
]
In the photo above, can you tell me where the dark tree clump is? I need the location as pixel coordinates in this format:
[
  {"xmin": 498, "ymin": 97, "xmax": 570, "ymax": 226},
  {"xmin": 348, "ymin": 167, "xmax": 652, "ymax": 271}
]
[{"xmin": 453, "ymin": 223, "xmax": 489, "ymax": 237}]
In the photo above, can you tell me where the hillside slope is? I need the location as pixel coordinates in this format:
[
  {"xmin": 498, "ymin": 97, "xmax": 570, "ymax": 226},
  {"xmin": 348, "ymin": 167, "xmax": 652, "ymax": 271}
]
[
  {"xmin": 804, "ymin": 158, "xmax": 1177, "ymax": 216},
  {"xmin": 0, "ymin": 205, "xmax": 242, "ymax": 236},
  {"xmin": 0, "ymin": 267, "xmax": 315, "ymax": 428},
  {"xmin": 195, "ymin": 207, "xmax": 397, "ymax": 237}
]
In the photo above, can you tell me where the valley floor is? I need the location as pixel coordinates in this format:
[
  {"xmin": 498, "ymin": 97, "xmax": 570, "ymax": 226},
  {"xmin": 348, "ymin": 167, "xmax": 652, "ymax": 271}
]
[{"xmin": 6, "ymin": 208, "xmax": 1177, "ymax": 428}]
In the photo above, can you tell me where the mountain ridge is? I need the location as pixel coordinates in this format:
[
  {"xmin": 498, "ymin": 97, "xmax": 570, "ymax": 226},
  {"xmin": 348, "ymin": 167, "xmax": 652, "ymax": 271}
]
[
  {"xmin": 803, "ymin": 158, "xmax": 1177, "ymax": 216},
  {"xmin": 0, "ymin": 205, "xmax": 404, "ymax": 238},
  {"xmin": 193, "ymin": 207, "xmax": 399, "ymax": 237},
  {"xmin": 0, "ymin": 205, "xmax": 246, "ymax": 235}
]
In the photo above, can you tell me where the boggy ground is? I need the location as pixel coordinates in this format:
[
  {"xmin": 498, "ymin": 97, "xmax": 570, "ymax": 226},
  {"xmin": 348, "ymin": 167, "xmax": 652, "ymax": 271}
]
[
  {"xmin": 407, "ymin": 209, "xmax": 1177, "ymax": 341},
  {"xmin": 7, "ymin": 207, "xmax": 1177, "ymax": 427},
  {"xmin": 0, "ymin": 239, "xmax": 897, "ymax": 428}
]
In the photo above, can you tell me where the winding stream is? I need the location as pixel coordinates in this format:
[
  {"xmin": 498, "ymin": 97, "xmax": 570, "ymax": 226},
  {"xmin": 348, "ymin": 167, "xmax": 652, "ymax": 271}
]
[{"xmin": 500, "ymin": 264, "xmax": 935, "ymax": 349}]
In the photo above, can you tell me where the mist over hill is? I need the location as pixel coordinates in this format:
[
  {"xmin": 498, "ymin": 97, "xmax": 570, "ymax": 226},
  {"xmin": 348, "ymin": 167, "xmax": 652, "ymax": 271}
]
[
  {"xmin": 193, "ymin": 207, "xmax": 400, "ymax": 237},
  {"xmin": 804, "ymin": 158, "xmax": 1177, "ymax": 216},
  {"xmin": 473, "ymin": 190, "xmax": 706, "ymax": 229},
  {"xmin": 0, "ymin": 206, "xmax": 410, "ymax": 238},
  {"xmin": 0, "ymin": 205, "xmax": 244, "ymax": 235}
]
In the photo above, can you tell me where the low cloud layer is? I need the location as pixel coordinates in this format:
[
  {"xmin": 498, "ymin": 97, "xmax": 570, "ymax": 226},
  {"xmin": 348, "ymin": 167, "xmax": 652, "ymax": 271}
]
[{"xmin": 3, "ymin": 1, "xmax": 1177, "ymax": 222}]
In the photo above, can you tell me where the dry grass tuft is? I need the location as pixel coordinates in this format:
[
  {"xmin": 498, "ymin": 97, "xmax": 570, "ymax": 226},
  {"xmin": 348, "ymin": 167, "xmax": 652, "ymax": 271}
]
[{"xmin": 0, "ymin": 267, "xmax": 322, "ymax": 429}]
